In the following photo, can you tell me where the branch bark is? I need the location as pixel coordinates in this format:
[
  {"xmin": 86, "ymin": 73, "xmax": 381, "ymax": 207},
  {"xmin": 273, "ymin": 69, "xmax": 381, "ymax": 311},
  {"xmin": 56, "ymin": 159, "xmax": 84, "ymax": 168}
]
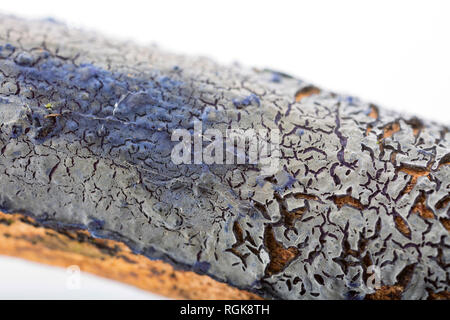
[{"xmin": 0, "ymin": 14, "xmax": 448, "ymax": 299}]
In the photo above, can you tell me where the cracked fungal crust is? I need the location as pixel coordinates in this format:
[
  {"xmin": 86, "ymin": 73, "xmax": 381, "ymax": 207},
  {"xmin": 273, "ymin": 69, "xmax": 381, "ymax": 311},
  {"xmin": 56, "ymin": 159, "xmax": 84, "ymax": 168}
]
[
  {"xmin": 0, "ymin": 211, "xmax": 261, "ymax": 300},
  {"xmin": 0, "ymin": 15, "xmax": 449, "ymax": 300}
]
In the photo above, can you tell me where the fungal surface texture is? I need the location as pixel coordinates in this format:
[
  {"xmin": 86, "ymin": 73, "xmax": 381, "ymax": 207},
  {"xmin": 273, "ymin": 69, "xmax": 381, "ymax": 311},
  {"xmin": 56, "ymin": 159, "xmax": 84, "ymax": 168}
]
[{"xmin": 0, "ymin": 15, "xmax": 449, "ymax": 299}]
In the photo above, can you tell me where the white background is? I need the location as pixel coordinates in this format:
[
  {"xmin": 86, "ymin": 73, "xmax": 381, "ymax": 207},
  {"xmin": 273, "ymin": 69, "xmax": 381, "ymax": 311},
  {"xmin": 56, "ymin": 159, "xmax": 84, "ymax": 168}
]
[{"xmin": 0, "ymin": 0, "xmax": 449, "ymax": 299}]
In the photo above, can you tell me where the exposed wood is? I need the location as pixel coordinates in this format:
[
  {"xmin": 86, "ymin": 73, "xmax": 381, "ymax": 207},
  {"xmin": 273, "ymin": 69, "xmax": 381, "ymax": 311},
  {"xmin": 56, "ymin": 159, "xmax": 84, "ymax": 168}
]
[{"xmin": 0, "ymin": 211, "xmax": 261, "ymax": 300}]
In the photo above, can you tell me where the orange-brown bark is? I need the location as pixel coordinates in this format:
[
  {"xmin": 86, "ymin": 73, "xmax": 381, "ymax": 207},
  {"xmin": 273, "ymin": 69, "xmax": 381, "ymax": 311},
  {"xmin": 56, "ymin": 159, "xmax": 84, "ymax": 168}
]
[{"xmin": 0, "ymin": 211, "xmax": 261, "ymax": 300}]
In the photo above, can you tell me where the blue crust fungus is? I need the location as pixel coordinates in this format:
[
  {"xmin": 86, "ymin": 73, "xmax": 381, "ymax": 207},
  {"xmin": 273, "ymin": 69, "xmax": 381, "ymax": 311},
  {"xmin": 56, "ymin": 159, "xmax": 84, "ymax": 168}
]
[{"xmin": 0, "ymin": 14, "xmax": 449, "ymax": 299}]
